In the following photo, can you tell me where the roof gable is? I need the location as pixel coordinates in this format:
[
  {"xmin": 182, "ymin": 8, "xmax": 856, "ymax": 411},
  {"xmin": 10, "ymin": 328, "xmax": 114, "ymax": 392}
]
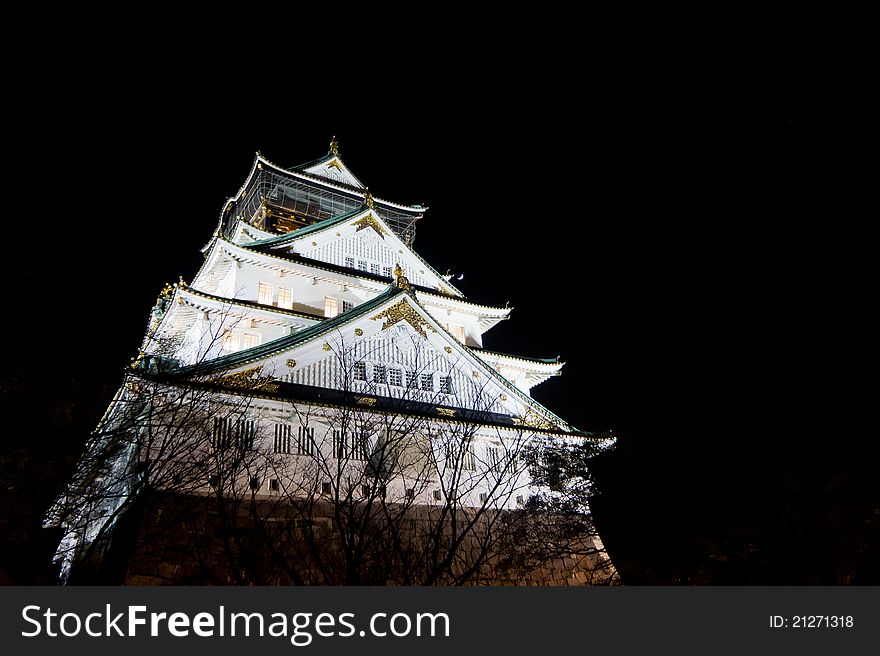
[
  {"xmin": 246, "ymin": 208, "xmax": 463, "ymax": 297},
  {"xmin": 300, "ymin": 154, "xmax": 366, "ymax": 189},
  {"xmin": 170, "ymin": 290, "xmax": 574, "ymax": 433}
]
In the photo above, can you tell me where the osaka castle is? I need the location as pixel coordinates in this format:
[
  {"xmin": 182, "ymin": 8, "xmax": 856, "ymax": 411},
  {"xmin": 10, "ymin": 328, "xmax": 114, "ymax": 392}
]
[{"xmin": 48, "ymin": 139, "xmax": 617, "ymax": 585}]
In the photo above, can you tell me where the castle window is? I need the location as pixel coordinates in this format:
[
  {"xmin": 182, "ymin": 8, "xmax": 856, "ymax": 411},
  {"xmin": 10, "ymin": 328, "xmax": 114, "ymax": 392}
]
[
  {"xmin": 406, "ymin": 488, "xmax": 415, "ymax": 500},
  {"xmin": 242, "ymin": 333, "xmax": 260, "ymax": 349},
  {"xmin": 480, "ymin": 492, "xmax": 488, "ymax": 503},
  {"xmin": 487, "ymin": 446, "xmax": 501, "ymax": 471},
  {"xmin": 277, "ymin": 287, "xmax": 293, "ymax": 309},
  {"xmin": 420, "ymin": 373, "xmax": 434, "ymax": 392},
  {"xmin": 269, "ymin": 479, "xmax": 280, "ymax": 492},
  {"xmin": 450, "ymin": 324, "xmax": 466, "ymax": 344},
  {"xmin": 462, "ymin": 440, "xmax": 476, "ymax": 471},
  {"xmin": 212, "ymin": 417, "xmax": 255, "ymax": 451},
  {"xmin": 342, "ymin": 300, "xmax": 354, "ymax": 313},
  {"xmin": 354, "ymin": 362, "xmax": 367, "ymax": 381},
  {"xmin": 221, "ymin": 331, "xmax": 239, "ymax": 352},
  {"xmin": 324, "ymin": 297, "xmax": 339, "ymax": 318},
  {"xmin": 440, "ymin": 375, "xmax": 453, "ymax": 394},
  {"xmin": 321, "ymin": 482, "xmax": 332, "ymax": 495},
  {"xmin": 250, "ymin": 477, "xmax": 261, "ymax": 492},
  {"xmin": 352, "ymin": 431, "xmax": 371, "ymax": 461},
  {"xmin": 333, "ymin": 430, "xmax": 345, "ymax": 458},
  {"xmin": 297, "ymin": 426, "xmax": 316, "ymax": 456},
  {"xmin": 258, "ymin": 282, "xmax": 273, "ymax": 305},
  {"xmin": 373, "ymin": 364, "xmax": 387, "ymax": 384},
  {"xmin": 274, "ymin": 423, "xmax": 292, "ymax": 454},
  {"xmin": 388, "ymin": 368, "xmax": 402, "ymax": 386},
  {"xmin": 383, "ymin": 266, "xmax": 393, "ymax": 279},
  {"xmin": 406, "ymin": 371, "xmax": 417, "ymax": 388},
  {"xmin": 370, "ymin": 263, "xmax": 380, "ymax": 276},
  {"xmin": 358, "ymin": 260, "xmax": 368, "ymax": 271},
  {"xmin": 433, "ymin": 490, "xmax": 442, "ymax": 501},
  {"xmin": 345, "ymin": 256, "xmax": 355, "ymax": 268}
]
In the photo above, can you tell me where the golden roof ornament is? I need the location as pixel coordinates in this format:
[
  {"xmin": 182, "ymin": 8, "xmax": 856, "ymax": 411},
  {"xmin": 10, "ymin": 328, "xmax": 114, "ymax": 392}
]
[
  {"xmin": 393, "ymin": 263, "xmax": 412, "ymax": 292},
  {"xmin": 329, "ymin": 135, "xmax": 339, "ymax": 157},
  {"xmin": 364, "ymin": 188, "xmax": 375, "ymax": 209}
]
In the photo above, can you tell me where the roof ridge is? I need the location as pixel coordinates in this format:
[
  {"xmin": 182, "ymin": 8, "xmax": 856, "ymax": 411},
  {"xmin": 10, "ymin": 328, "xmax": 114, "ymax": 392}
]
[{"xmin": 471, "ymin": 348, "xmax": 562, "ymax": 366}]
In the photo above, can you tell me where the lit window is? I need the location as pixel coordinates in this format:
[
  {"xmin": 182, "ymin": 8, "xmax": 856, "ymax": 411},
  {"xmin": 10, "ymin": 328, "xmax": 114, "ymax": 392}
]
[
  {"xmin": 370, "ymin": 263, "xmax": 380, "ymax": 276},
  {"xmin": 277, "ymin": 287, "xmax": 293, "ymax": 309},
  {"xmin": 450, "ymin": 325, "xmax": 466, "ymax": 344},
  {"xmin": 383, "ymin": 266, "xmax": 393, "ymax": 279},
  {"xmin": 440, "ymin": 375, "xmax": 453, "ymax": 394},
  {"xmin": 373, "ymin": 364, "xmax": 387, "ymax": 384},
  {"xmin": 354, "ymin": 362, "xmax": 367, "ymax": 381},
  {"xmin": 342, "ymin": 300, "xmax": 353, "ymax": 313},
  {"xmin": 358, "ymin": 260, "xmax": 368, "ymax": 271},
  {"xmin": 274, "ymin": 424, "xmax": 292, "ymax": 454},
  {"xmin": 388, "ymin": 369, "xmax": 402, "ymax": 386},
  {"xmin": 242, "ymin": 333, "xmax": 260, "ymax": 349},
  {"xmin": 297, "ymin": 426, "xmax": 315, "ymax": 456},
  {"xmin": 406, "ymin": 371, "xmax": 417, "ymax": 388},
  {"xmin": 324, "ymin": 297, "xmax": 339, "ymax": 318},
  {"xmin": 345, "ymin": 256, "xmax": 355, "ymax": 268},
  {"xmin": 222, "ymin": 331, "xmax": 239, "ymax": 352},
  {"xmin": 258, "ymin": 282, "xmax": 273, "ymax": 305},
  {"xmin": 420, "ymin": 373, "xmax": 434, "ymax": 391}
]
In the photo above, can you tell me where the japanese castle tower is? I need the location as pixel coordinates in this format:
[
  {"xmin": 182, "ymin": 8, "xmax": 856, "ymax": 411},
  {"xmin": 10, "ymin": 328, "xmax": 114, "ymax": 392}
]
[{"xmin": 50, "ymin": 140, "xmax": 615, "ymax": 584}]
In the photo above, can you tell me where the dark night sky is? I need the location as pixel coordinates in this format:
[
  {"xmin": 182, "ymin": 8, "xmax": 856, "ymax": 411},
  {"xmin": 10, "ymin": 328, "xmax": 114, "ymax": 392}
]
[{"xmin": 3, "ymin": 20, "xmax": 877, "ymax": 583}]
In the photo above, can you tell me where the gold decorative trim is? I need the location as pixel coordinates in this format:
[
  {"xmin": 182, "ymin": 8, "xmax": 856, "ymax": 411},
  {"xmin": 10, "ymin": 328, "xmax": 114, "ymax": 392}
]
[
  {"xmin": 436, "ymin": 407, "xmax": 456, "ymax": 417},
  {"xmin": 286, "ymin": 359, "xmax": 297, "ymax": 368},
  {"xmin": 370, "ymin": 300, "xmax": 435, "ymax": 340},
  {"xmin": 444, "ymin": 346, "xmax": 453, "ymax": 354},
  {"xmin": 354, "ymin": 328, "xmax": 364, "ymax": 337},
  {"xmin": 513, "ymin": 409, "xmax": 558, "ymax": 431},
  {"xmin": 327, "ymin": 158, "xmax": 342, "ymax": 171},
  {"xmin": 364, "ymin": 189, "xmax": 375, "ymax": 209},
  {"xmin": 217, "ymin": 365, "xmax": 280, "ymax": 392},
  {"xmin": 322, "ymin": 343, "xmax": 332, "ymax": 352},
  {"xmin": 352, "ymin": 213, "xmax": 386, "ymax": 238},
  {"xmin": 472, "ymin": 371, "xmax": 481, "ymax": 379},
  {"xmin": 356, "ymin": 396, "xmax": 377, "ymax": 406},
  {"xmin": 500, "ymin": 393, "xmax": 507, "ymax": 401},
  {"xmin": 329, "ymin": 136, "xmax": 339, "ymax": 157}
]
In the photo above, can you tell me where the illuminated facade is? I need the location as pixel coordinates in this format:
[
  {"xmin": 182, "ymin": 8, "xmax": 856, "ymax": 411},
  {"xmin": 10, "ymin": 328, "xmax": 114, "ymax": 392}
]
[{"xmin": 49, "ymin": 140, "xmax": 615, "ymax": 584}]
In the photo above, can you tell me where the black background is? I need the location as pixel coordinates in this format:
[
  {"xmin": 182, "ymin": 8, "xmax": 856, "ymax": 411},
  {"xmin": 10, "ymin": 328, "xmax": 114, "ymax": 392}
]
[{"xmin": 2, "ymin": 13, "xmax": 877, "ymax": 584}]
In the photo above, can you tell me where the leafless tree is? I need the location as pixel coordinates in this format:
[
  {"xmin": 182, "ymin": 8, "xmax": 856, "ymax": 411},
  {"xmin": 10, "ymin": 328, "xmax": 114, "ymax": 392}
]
[{"xmin": 48, "ymin": 303, "xmax": 615, "ymax": 585}]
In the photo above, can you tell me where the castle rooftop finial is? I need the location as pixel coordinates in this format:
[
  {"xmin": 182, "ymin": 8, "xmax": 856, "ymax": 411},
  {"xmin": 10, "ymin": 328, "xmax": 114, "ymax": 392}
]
[
  {"xmin": 364, "ymin": 187, "xmax": 375, "ymax": 209},
  {"xmin": 329, "ymin": 135, "xmax": 339, "ymax": 157}
]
